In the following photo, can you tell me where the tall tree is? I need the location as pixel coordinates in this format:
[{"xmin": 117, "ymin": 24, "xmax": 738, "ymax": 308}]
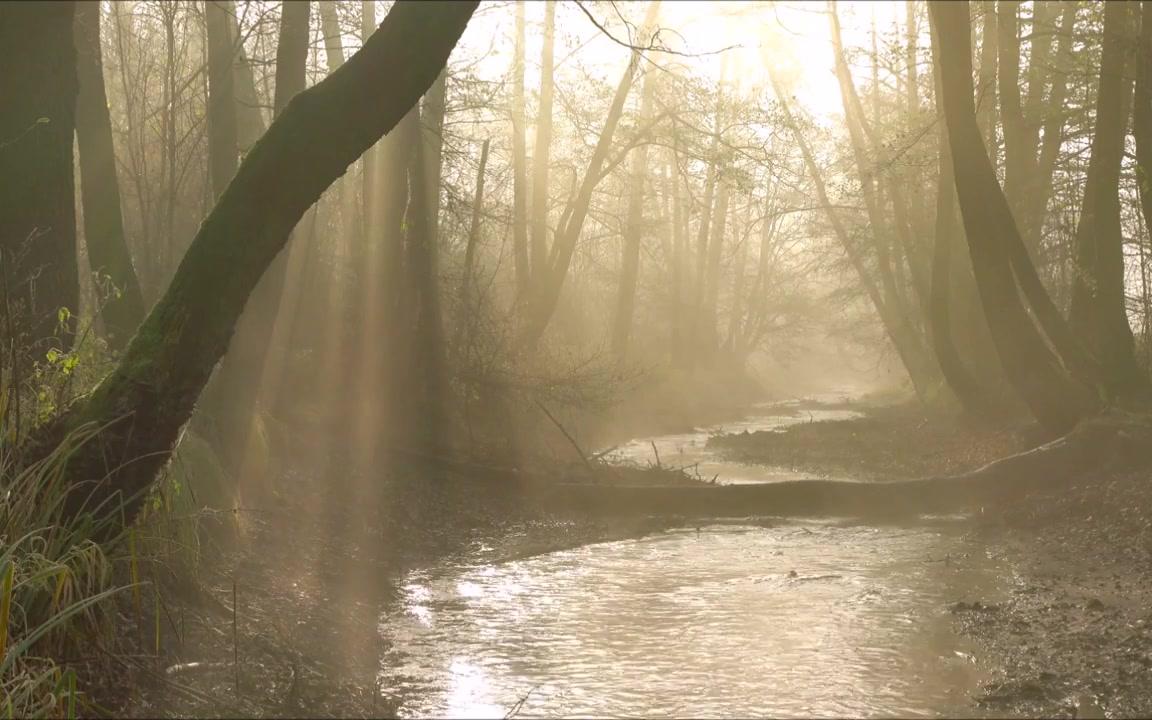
[
  {"xmin": 997, "ymin": 1, "xmax": 1028, "ymax": 220},
  {"xmin": 0, "ymin": 2, "xmax": 79, "ymax": 356},
  {"xmin": 74, "ymin": 1, "xmax": 146, "ymax": 349},
  {"xmin": 1021, "ymin": 1, "xmax": 1077, "ymax": 251},
  {"xmin": 530, "ymin": 2, "xmax": 557, "ymax": 285},
  {"xmin": 929, "ymin": 0, "xmax": 1097, "ymax": 433},
  {"xmin": 1135, "ymin": 2, "xmax": 1152, "ymax": 245},
  {"xmin": 611, "ymin": 20, "xmax": 661, "ymax": 358},
  {"xmin": 205, "ymin": 0, "xmax": 239, "ymax": 199},
  {"xmin": 520, "ymin": 1, "xmax": 660, "ymax": 347},
  {"xmin": 273, "ymin": 1, "xmax": 312, "ymax": 116},
  {"xmin": 32, "ymin": 0, "xmax": 478, "ymax": 526},
  {"xmin": 928, "ymin": 22, "xmax": 989, "ymax": 415},
  {"xmin": 976, "ymin": 1, "xmax": 998, "ymax": 152},
  {"xmin": 360, "ymin": 0, "xmax": 377, "ymax": 240},
  {"xmin": 1069, "ymin": 0, "xmax": 1146, "ymax": 399},
  {"xmin": 511, "ymin": 1, "xmax": 531, "ymax": 295}
]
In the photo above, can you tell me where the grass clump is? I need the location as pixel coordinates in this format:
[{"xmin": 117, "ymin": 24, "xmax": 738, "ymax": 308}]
[{"xmin": 0, "ymin": 423, "xmax": 130, "ymax": 718}]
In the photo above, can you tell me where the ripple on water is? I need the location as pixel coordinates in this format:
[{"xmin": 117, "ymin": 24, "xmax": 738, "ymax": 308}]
[{"xmin": 379, "ymin": 522, "xmax": 1006, "ymax": 718}]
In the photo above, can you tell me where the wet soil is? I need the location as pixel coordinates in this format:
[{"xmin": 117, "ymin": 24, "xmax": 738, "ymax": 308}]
[
  {"xmin": 710, "ymin": 402, "xmax": 1152, "ymax": 718},
  {"xmin": 961, "ymin": 471, "xmax": 1152, "ymax": 718}
]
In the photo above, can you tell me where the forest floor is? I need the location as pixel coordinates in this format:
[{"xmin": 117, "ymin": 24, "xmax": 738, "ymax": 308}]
[{"xmin": 710, "ymin": 402, "xmax": 1152, "ymax": 718}]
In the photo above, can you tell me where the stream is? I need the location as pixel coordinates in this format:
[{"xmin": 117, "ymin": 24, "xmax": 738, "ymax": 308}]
[{"xmin": 376, "ymin": 394, "xmax": 1009, "ymax": 718}]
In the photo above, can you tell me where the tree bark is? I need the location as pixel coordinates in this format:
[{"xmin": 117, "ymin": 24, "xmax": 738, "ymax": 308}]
[
  {"xmin": 511, "ymin": 1, "xmax": 531, "ymax": 296},
  {"xmin": 1022, "ymin": 1, "xmax": 1077, "ymax": 251},
  {"xmin": 930, "ymin": 0, "xmax": 1097, "ymax": 434},
  {"xmin": 1069, "ymin": 0, "xmax": 1146, "ymax": 399},
  {"xmin": 400, "ymin": 102, "xmax": 447, "ymax": 454},
  {"xmin": 520, "ymin": 2, "xmax": 659, "ymax": 348},
  {"xmin": 459, "ymin": 138, "xmax": 491, "ymax": 320},
  {"xmin": 610, "ymin": 42, "xmax": 660, "ymax": 358},
  {"xmin": 74, "ymin": 1, "xmax": 146, "ymax": 350},
  {"xmin": 930, "ymin": 107, "xmax": 989, "ymax": 415},
  {"xmin": 206, "ymin": 0, "xmax": 239, "ymax": 200},
  {"xmin": 319, "ymin": 0, "xmax": 345, "ymax": 72},
  {"xmin": 0, "ymin": 2, "xmax": 79, "ymax": 356},
  {"xmin": 530, "ymin": 2, "xmax": 557, "ymax": 284},
  {"xmin": 997, "ymin": 1, "xmax": 1028, "ymax": 221},
  {"xmin": 223, "ymin": 2, "xmax": 268, "ymax": 153},
  {"xmin": 1136, "ymin": 2, "xmax": 1152, "ymax": 248},
  {"xmin": 702, "ymin": 181, "xmax": 730, "ymax": 353},
  {"xmin": 976, "ymin": 1, "xmax": 998, "ymax": 156},
  {"xmin": 273, "ymin": 1, "xmax": 311, "ymax": 117},
  {"xmin": 35, "ymin": 0, "xmax": 477, "ymax": 526}
]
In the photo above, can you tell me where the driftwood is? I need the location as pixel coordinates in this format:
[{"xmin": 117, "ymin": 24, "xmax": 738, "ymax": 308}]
[{"xmin": 539, "ymin": 412, "xmax": 1152, "ymax": 518}]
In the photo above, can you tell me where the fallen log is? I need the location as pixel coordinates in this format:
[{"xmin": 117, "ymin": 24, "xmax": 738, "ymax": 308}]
[{"xmin": 540, "ymin": 412, "xmax": 1152, "ymax": 518}]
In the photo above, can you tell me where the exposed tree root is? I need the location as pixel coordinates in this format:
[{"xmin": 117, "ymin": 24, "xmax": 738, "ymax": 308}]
[{"xmin": 541, "ymin": 411, "xmax": 1152, "ymax": 518}]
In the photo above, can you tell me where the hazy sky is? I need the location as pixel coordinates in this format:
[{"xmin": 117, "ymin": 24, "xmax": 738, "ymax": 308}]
[{"xmin": 448, "ymin": 1, "xmax": 913, "ymax": 125}]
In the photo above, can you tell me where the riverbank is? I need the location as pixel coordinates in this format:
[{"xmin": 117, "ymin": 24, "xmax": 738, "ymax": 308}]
[
  {"xmin": 709, "ymin": 401, "xmax": 1152, "ymax": 718},
  {"xmin": 120, "ymin": 397, "xmax": 1152, "ymax": 717}
]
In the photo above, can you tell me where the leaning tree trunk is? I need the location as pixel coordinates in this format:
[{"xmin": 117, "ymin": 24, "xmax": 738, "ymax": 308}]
[
  {"xmin": 74, "ymin": 1, "xmax": 146, "ymax": 350},
  {"xmin": 29, "ymin": 0, "xmax": 478, "ymax": 526},
  {"xmin": 926, "ymin": 22, "xmax": 991, "ymax": 416},
  {"xmin": 1069, "ymin": 0, "xmax": 1147, "ymax": 400},
  {"xmin": 929, "ymin": 0, "xmax": 1098, "ymax": 434},
  {"xmin": 0, "ymin": 2, "xmax": 79, "ymax": 356}
]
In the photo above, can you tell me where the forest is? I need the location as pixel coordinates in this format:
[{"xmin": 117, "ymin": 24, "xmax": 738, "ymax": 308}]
[{"xmin": 2, "ymin": 0, "xmax": 1152, "ymax": 717}]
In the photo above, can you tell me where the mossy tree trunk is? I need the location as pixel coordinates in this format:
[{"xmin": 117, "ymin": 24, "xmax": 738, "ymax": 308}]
[{"xmin": 35, "ymin": 0, "xmax": 478, "ymax": 525}]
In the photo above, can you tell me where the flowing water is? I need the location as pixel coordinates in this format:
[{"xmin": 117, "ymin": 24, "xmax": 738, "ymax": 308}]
[{"xmin": 377, "ymin": 394, "xmax": 1009, "ymax": 718}]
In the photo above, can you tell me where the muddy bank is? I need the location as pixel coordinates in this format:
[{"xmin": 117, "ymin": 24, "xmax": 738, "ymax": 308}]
[
  {"xmin": 960, "ymin": 470, "xmax": 1152, "ymax": 718},
  {"xmin": 709, "ymin": 402, "xmax": 1043, "ymax": 480},
  {"xmin": 710, "ymin": 403, "xmax": 1152, "ymax": 717}
]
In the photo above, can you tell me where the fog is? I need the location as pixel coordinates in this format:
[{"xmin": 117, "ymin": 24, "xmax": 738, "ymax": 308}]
[{"xmin": 4, "ymin": 1, "xmax": 1152, "ymax": 717}]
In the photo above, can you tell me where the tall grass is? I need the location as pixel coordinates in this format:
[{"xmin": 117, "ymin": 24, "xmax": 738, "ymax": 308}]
[{"xmin": 0, "ymin": 423, "xmax": 130, "ymax": 718}]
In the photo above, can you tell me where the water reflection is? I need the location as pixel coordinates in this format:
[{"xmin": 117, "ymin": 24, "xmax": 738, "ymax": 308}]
[
  {"xmin": 380, "ymin": 524, "xmax": 1005, "ymax": 718},
  {"xmin": 378, "ymin": 397, "xmax": 1005, "ymax": 718}
]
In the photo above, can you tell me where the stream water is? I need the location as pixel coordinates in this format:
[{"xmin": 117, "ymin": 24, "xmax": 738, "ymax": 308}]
[{"xmin": 376, "ymin": 394, "xmax": 1009, "ymax": 718}]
